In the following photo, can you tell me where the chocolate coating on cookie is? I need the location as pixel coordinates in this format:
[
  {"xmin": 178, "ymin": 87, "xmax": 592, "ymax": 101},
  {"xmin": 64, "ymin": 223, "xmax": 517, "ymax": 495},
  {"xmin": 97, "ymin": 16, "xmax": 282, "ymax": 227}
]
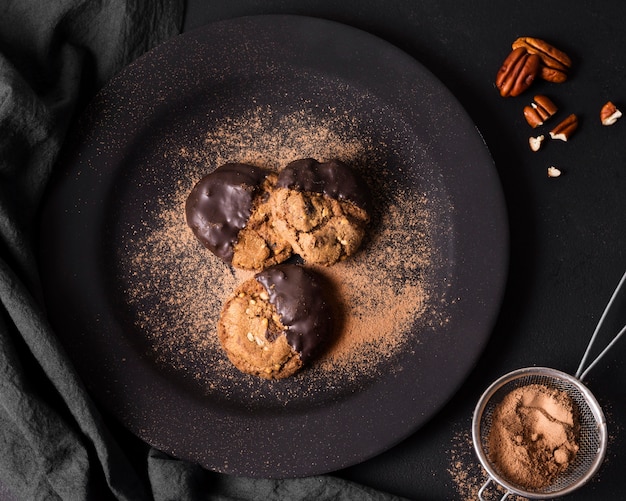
[
  {"xmin": 185, "ymin": 163, "xmax": 267, "ymax": 262},
  {"xmin": 256, "ymin": 264, "xmax": 333, "ymax": 362},
  {"xmin": 276, "ymin": 158, "xmax": 370, "ymax": 211}
]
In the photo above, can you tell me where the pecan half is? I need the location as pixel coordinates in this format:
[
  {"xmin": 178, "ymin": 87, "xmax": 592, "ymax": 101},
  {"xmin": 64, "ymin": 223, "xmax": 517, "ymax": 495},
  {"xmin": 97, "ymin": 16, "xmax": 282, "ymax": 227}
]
[
  {"xmin": 523, "ymin": 95, "xmax": 558, "ymax": 127},
  {"xmin": 540, "ymin": 66, "xmax": 568, "ymax": 84},
  {"xmin": 496, "ymin": 47, "xmax": 541, "ymax": 97},
  {"xmin": 512, "ymin": 37, "xmax": 571, "ymax": 83},
  {"xmin": 600, "ymin": 101, "xmax": 622, "ymax": 125},
  {"xmin": 549, "ymin": 114, "xmax": 578, "ymax": 141}
]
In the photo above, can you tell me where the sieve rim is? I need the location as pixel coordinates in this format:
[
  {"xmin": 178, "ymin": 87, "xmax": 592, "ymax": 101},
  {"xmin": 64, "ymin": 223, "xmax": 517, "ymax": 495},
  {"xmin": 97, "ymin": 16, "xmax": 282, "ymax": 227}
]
[{"xmin": 472, "ymin": 366, "xmax": 608, "ymax": 499}]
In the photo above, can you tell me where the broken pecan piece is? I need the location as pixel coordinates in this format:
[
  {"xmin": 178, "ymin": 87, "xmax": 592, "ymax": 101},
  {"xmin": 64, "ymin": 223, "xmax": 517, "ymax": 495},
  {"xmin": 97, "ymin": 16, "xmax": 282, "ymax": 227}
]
[
  {"xmin": 495, "ymin": 47, "xmax": 541, "ymax": 97},
  {"xmin": 600, "ymin": 101, "xmax": 622, "ymax": 125},
  {"xmin": 547, "ymin": 166, "xmax": 562, "ymax": 178},
  {"xmin": 512, "ymin": 37, "xmax": 571, "ymax": 83},
  {"xmin": 524, "ymin": 95, "xmax": 558, "ymax": 127},
  {"xmin": 549, "ymin": 114, "xmax": 578, "ymax": 141},
  {"xmin": 529, "ymin": 135, "xmax": 545, "ymax": 152}
]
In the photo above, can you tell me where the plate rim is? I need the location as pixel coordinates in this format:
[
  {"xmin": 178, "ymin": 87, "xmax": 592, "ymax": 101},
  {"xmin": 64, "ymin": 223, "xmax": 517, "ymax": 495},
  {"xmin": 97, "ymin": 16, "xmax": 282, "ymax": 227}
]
[{"xmin": 39, "ymin": 14, "xmax": 509, "ymax": 478}]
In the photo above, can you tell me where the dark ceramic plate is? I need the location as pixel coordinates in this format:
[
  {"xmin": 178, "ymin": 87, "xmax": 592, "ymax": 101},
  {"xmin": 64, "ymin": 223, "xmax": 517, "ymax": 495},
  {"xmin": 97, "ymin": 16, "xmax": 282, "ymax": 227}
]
[{"xmin": 39, "ymin": 15, "xmax": 508, "ymax": 478}]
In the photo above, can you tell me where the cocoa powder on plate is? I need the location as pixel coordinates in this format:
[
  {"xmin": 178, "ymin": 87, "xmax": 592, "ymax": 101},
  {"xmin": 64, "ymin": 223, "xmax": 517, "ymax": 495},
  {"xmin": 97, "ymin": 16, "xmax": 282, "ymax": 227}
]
[{"xmin": 118, "ymin": 106, "xmax": 446, "ymax": 395}]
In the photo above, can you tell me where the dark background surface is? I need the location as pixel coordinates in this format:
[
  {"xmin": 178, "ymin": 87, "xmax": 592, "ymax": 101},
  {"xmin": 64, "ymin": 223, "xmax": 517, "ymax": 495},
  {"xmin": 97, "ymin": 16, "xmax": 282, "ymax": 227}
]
[{"xmin": 182, "ymin": 1, "xmax": 626, "ymax": 499}]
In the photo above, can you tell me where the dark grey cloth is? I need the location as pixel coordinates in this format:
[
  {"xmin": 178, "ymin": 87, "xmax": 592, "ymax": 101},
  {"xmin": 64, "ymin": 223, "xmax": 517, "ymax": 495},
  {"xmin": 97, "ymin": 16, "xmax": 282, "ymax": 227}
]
[{"xmin": 0, "ymin": 1, "xmax": 402, "ymax": 499}]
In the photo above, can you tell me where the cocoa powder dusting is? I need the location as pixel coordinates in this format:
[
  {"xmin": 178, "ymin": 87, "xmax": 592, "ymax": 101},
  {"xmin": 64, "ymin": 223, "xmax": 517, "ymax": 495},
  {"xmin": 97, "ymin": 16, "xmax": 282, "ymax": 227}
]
[
  {"xmin": 117, "ymin": 106, "xmax": 444, "ymax": 401},
  {"xmin": 448, "ymin": 428, "xmax": 527, "ymax": 501}
]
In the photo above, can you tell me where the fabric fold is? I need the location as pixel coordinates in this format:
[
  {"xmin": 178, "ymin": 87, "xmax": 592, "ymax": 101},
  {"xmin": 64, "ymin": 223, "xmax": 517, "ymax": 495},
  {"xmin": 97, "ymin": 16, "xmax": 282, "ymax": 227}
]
[{"xmin": 1, "ymin": 1, "xmax": 184, "ymax": 499}]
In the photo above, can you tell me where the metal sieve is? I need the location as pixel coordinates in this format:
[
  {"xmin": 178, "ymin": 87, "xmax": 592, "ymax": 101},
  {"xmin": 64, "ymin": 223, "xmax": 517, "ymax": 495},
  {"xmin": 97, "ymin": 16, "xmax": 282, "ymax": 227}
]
[
  {"xmin": 473, "ymin": 367, "xmax": 607, "ymax": 499},
  {"xmin": 473, "ymin": 270, "xmax": 626, "ymax": 500}
]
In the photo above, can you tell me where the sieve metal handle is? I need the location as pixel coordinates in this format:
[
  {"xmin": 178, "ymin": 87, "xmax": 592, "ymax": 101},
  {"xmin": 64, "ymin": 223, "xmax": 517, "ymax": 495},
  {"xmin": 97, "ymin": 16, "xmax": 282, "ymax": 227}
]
[
  {"xmin": 575, "ymin": 268, "xmax": 626, "ymax": 381},
  {"xmin": 478, "ymin": 477, "xmax": 511, "ymax": 500}
]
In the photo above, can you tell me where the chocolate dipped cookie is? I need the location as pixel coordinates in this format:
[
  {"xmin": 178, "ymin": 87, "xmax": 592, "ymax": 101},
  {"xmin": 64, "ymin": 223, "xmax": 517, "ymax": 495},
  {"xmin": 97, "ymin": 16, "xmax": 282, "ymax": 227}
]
[
  {"xmin": 217, "ymin": 263, "xmax": 334, "ymax": 379},
  {"xmin": 270, "ymin": 158, "xmax": 370, "ymax": 266},
  {"xmin": 185, "ymin": 163, "xmax": 291, "ymax": 270}
]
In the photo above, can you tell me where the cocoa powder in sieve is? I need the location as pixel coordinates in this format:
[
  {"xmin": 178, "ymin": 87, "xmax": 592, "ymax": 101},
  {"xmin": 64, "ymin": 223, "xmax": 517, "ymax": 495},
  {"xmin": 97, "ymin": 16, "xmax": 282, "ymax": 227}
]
[{"xmin": 487, "ymin": 383, "xmax": 580, "ymax": 490}]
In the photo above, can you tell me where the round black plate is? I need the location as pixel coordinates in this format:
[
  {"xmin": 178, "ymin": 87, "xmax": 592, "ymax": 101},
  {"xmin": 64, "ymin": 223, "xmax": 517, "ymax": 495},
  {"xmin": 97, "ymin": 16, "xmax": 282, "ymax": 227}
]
[{"xmin": 39, "ymin": 15, "xmax": 508, "ymax": 478}]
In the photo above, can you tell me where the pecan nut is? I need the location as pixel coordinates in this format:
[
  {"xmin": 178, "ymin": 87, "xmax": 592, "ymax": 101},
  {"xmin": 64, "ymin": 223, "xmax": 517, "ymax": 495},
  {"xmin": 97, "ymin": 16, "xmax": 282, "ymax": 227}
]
[
  {"xmin": 549, "ymin": 114, "xmax": 578, "ymax": 141},
  {"xmin": 512, "ymin": 37, "xmax": 571, "ymax": 83},
  {"xmin": 496, "ymin": 47, "xmax": 541, "ymax": 97},
  {"xmin": 600, "ymin": 101, "xmax": 622, "ymax": 125},
  {"xmin": 540, "ymin": 66, "xmax": 568, "ymax": 84},
  {"xmin": 523, "ymin": 95, "xmax": 558, "ymax": 127}
]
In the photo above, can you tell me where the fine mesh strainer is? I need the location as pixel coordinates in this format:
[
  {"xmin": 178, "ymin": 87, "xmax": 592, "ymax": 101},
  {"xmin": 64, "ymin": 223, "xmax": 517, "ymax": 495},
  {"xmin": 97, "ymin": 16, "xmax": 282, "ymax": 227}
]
[
  {"xmin": 473, "ymin": 367, "xmax": 607, "ymax": 499},
  {"xmin": 473, "ymin": 270, "xmax": 626, "ymax": 500}
]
